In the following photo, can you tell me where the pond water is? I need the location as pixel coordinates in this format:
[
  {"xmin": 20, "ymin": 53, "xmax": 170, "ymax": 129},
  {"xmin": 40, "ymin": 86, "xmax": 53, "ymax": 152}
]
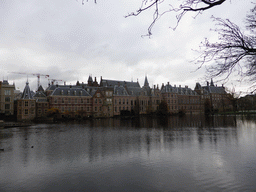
[{"xmin": 0, "ymin": 115, "xmax": 256, "ymax": 191}]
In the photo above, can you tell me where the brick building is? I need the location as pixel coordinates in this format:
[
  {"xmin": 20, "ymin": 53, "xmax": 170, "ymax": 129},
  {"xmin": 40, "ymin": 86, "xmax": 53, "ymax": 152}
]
[{"xmin": 17, "ymin": 82, "xmax": 36, "ymax": 121}]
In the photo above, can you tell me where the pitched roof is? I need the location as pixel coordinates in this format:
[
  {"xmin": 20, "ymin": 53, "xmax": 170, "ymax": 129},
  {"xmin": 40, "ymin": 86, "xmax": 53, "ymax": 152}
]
[
  {"xmin": 203, "ymin": 85, "xmax": 226, "ymax": 94},
  {"xmin": 113, "ymin": 85, "xmax": 129, "ymax": 96},
  {"xmin": 51, "ymin": 87, "xmax": 91, "ymax": 96},
  {"xmin": 37, "ymin": 85, "xmax": 44, "ymax": 92},
  {"xmin": 143, "ymin": 76, "xmax": 149, "ymax": 87},
  {"xmin": 100, "ymin": 79, "xmax": 140, "ymax": 88},
  {"xmin": 161, "ymin": 84, "xmax": 198, "ymax": 95},
  {"xmin": 34, "ymin": 91, "xmax": 46, "ymax": 98},
  {"xmin": 21, "ymin": 82, "xmax": 33, "ymax": 99}
]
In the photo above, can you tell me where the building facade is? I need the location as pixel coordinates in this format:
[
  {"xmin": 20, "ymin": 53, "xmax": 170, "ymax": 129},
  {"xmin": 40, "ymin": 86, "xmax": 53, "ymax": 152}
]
[
  {"xmin": 0, "ymin": 80, "xmax": 15, "ymax": 116},
  {"xmin": 14, "ymin": 76, "xmax": 232, "ymax": 120}
]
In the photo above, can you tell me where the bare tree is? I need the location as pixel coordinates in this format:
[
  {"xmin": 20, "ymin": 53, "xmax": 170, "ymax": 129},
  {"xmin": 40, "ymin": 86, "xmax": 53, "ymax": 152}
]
[{"xmin": 196, "ymin": 5, "xmax": 256, "ymax": 82}]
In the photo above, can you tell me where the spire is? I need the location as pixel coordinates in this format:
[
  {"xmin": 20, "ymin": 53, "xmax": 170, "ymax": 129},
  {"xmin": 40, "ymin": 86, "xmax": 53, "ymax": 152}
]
[
  {"xmin": 88, "ymin": 75, "xmax": 93, "ymax": 86},
  {"xmin": 210, "ymin": 78, "xmax": 214, "ymax": 86},
  {"xmin": 21, "ymin": 81, "xmax": 33, "ymax": 99},
  {"xmin": 144, "ymin": 76, "xmax": 149, "ymax": 87}
]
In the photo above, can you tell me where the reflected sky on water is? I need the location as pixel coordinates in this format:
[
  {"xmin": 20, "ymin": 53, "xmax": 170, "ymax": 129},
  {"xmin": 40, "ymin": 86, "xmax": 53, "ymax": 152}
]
[{"xmin": 0, "ymin": 115, "xmax": 256, "ymax": 191}]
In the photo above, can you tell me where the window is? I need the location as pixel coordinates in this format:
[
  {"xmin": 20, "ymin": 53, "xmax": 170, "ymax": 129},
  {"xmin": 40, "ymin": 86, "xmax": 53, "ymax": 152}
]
[
  {"xmin": 81, "ymin": 98, "xmax": 83, "ymax": 103},
  {"xmin": 5, "ymin": 104, "xmax": 10, "ymax": 110},
  {"xmin": 95, "ymin": 107, "xmax": 97, "ymax": 112},
  {"xmin": 62, "ymin": 98, "xmax": 65, "ymax": 104},
  {"xmin": 5, "ymin": 97, "xmax": 11, "ymax": 102},
  {"xmin": 54, "ymin": 98, "xmax": 58, "ymax": 104},
  {"xmin": 95, "ymin": 99, "xmax": 97, "ymax": 104},
  {"xmin": 25, "ymin": 109, "xmax": 28, "ymax": 115},
  {"xmin": 25, "ymin": 101, "xmax": 28, "ymax": 106},
  {"xmin": 4, "ymin": 90, "xmax": 11, "ymax": 95}
]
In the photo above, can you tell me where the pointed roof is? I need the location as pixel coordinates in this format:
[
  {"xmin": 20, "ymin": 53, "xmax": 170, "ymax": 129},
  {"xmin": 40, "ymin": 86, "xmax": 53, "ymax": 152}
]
[
  {"xmin": 210, "ymin": 78, "xmax": 214, "ymax": 86},
  {"xmin": 37, "ymin": 85, "xmax": 44, "ymax": 92},
  {"xmin": 88, "ymin": 75, "xmax": 93, "ymax": 83},
  {"xmin": 143, "ymin": 76, "xmax": 149, "ymax": 87},
  {"xmin": 21, "ymin": 82, "xmax": 33, "ymax": 99}
]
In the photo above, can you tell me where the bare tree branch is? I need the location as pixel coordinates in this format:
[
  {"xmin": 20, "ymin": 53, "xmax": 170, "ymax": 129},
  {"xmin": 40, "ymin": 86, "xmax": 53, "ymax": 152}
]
[
  {"xmin": 196, "ymin": 8, "xmax": 256, "ymax": 81},
  {"xmin": 125, "ymin": 0, "xmax": 227, "ymax": 35}
]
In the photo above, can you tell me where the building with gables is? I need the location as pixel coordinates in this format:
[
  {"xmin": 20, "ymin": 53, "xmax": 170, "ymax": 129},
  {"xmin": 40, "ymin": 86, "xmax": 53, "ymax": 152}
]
[
  {"xmin": 17, "ymin": 82, "xmax": 36, "ymax": 121},
  {"xmin": 13, "ymin": 75, "xmax": 232, "ymax": 121}
]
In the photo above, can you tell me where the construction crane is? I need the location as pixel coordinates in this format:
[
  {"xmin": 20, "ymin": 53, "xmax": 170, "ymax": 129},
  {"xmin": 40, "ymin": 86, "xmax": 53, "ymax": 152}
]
[
  {"xmin": 48, "ymin": 79, "xmax": 62, "ymax": 85},
  {"xmin": 10, "ymin": 72, "xmax": 49, "ymax": 90}
]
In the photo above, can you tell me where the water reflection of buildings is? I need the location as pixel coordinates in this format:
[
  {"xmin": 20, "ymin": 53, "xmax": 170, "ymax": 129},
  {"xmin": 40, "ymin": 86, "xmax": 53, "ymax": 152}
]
[
  {"xmin": 83, "ymin": 116, "xmax": 239, "ymax": 162},
  {"xmin": 0, "ymin": 116, "xmax": 241, "ymax": 165}
]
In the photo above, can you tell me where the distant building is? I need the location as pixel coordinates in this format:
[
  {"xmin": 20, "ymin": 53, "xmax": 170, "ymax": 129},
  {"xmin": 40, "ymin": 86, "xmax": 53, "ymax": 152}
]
[
  {"xmin": 17, "ymin": 82, "xmax": 36, "ymax": 121},
  {"xmin": 194, "ymin": 79, "xmax": 232, "ymax": 112},
  {"xmin": 0, "ymin": 80, "xmax": 15, "ymax": 116},
  {"xmin": 33, "ymin": 85, "xmax": 49, "ymax": 118},
  {"xmin": 48, "ymin": 85, "xmax": 92, "ymax": 118},
  {"xmin": 13, "ymin": 75, "xmax": 233, "ymax": 120}
]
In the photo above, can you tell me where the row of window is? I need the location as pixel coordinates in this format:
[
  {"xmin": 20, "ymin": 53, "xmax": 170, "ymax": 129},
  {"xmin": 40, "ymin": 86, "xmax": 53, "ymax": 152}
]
[
  {"xmin": 18, "ymin": 101, "xmax": 35, "ymax": 107},
  {"xmin": 54, "ymin": 98, "xmax": 91, "ymax": 104},
  {"xmin": 18, "ymin": 109, "xmax": 35, "ymax": 115}
]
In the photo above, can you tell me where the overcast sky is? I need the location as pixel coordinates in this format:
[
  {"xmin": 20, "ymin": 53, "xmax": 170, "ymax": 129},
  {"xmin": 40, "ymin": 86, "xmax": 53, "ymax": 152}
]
[{"xmin": 0, "ymin": 0, "xmax": 253, "ymax": 94}]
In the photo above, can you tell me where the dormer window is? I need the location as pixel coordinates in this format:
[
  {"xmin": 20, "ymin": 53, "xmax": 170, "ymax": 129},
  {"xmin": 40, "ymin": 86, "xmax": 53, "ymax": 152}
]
[
  {"xmin": 61, "ymin": 90, "xmax": 64, "ymax": 95},
  {"xmin": 80, "ymin": 91, "xmax": 83, "ymax": 96},
  {"xmin": 74, "ymin": 90, "xmax": 76, "ymax": 96},
  {"xmin": 68, "ymin": 90, "xmax": 70, "ymax": 95}
]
